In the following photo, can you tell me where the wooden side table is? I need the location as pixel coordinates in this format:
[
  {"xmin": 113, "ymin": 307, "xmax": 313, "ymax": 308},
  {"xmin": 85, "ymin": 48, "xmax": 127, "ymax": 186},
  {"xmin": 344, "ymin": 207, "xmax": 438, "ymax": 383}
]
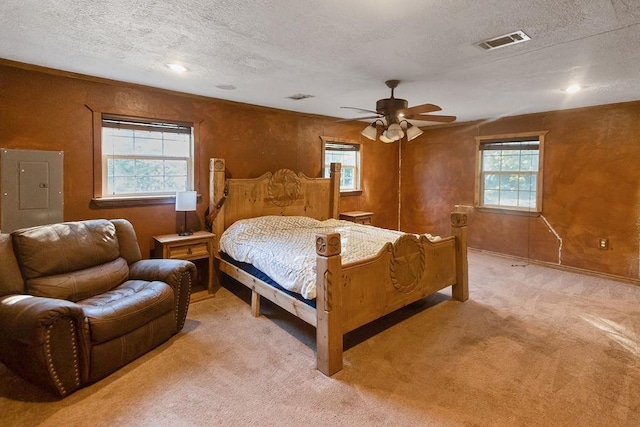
[
  {"xmin": 339, "ymin": 211, "xmax": 374, "ymax": 225},
  {"xmin": 152, "ymin": 231, "xmax": 215, "ymax": 302}
]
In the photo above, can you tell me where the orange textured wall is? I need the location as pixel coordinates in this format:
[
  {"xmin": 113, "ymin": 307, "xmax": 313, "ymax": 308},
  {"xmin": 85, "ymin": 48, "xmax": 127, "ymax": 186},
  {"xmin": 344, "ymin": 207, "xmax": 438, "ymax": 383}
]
[
  {"xmin": 3, "ymin": 62, "xmax": 638, "ymax": 282},
  {"xmin": 0, "ymin": 62, "xmax": 398, "ymax": 256},
  {"xmin": 401, "ymin": 102, "xmax": 640, "ymax": 281}
]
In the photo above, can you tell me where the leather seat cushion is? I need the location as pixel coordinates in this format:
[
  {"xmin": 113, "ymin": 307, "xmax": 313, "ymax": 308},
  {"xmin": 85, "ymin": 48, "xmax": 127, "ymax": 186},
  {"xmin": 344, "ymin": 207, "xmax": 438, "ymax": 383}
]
[{"xmin": 78, "ymin": 280, "xmax": 174, "ymax": 344}]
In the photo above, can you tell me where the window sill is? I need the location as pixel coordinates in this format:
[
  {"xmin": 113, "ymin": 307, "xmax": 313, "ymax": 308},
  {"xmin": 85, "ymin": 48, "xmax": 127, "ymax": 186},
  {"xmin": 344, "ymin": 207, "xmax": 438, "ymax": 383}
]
[
  {"xmin": 340, "ymin": 190, "xmax": 363, "ymax": 197},
  {"xmin": 475, "ymin": 206, "xmax": 540, "ymax": 217},
  {"xmin": 92, "ymin": 194, "xmax": 202, "ymax": 208}
]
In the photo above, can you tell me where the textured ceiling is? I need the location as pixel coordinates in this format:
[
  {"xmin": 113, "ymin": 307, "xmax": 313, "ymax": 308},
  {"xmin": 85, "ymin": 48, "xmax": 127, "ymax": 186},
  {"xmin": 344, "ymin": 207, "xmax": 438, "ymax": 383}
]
[{"xmin": 1, "ymin": 0, "xmax": 640, "ymax": 125}]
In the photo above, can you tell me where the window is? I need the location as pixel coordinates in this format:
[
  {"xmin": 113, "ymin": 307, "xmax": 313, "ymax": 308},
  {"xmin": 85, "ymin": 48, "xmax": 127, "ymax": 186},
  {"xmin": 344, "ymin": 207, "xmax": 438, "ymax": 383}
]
[
  {"xmin": 475, "ymin": 132, "xmax": 546, "ymax": 213},
  {"xmin": 100, "ymin": 115, "xmax": 194, "ymax": 198},
  {"xmin": 321, "ymin": 137, "xmax": 362, "ymax": 193}
]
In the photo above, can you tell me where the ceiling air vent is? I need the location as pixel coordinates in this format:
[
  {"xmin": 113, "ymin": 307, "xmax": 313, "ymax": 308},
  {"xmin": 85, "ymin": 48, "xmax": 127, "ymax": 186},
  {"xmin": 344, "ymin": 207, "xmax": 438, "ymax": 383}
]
[
  {"xmin": 478, "ymin": 31, "xmax": 530, "ymax": 50},
  {"xmin": 287, "ymin": 93, "xmax": 314, "ymax": 100}
]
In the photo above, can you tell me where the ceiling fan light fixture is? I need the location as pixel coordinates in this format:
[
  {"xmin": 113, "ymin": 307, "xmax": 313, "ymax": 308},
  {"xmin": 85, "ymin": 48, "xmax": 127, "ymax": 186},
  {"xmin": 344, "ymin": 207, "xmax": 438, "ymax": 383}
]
[
  {"xmin": 380, "ymin": 132, "xmax": 394, "ymax": 143},
  {"xmin": 405, "ymin": 123, "xmax": 424, "ymax": 141},
  {"xmin": 386, "ymin": 123, "xmax": 405, "ymax": 141},
  {"xmin": 360, "ymin": 123, "xmax": 378, "ymax": 140},
  {"xmin": 344, "ymin": 80, "xmax": 455, "ymax": 143}
]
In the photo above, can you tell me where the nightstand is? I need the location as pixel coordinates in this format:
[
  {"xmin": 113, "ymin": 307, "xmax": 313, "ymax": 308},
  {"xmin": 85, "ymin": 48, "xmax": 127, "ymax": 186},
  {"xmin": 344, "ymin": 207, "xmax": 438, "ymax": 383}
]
[
  {"xmin": 152, "ymin": 231, "xmax": 215, "ymax": 302},
  {"xmin": 339, "ymin": 211, "xmax": 374, "ymax": 225}
]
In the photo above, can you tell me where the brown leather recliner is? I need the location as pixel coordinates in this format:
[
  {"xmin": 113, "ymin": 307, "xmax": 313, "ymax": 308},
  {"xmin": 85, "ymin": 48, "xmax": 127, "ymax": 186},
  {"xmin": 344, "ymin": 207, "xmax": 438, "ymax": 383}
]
[{"xmin": 0, "ymin": 219, "xmax": 196, "ymax": 397}]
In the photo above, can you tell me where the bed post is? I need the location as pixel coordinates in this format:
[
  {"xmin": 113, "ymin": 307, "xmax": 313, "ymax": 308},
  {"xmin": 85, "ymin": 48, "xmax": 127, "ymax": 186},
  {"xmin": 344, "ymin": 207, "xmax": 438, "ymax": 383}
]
[
  {"xmin": 450, "ymin": 212, "xmax": 469, "ymax": 302},
  {"xmin": 210, "ymin": 158, "xmax": 226, "ymax": 290},
  {"xmin": 315, "ymin": 232, "xmax": 343, "ymax": 375},
  {"xmin": 329, "ymin": 163, "xmax": 341, "ymax": 219}
]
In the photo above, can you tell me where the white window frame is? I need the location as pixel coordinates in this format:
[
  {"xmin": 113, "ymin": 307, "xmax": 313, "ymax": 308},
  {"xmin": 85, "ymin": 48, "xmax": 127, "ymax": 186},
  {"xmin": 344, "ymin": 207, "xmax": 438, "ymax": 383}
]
[
  {"xmin": 475, "ymin": 131, "xmax": 546, "ymax": 214},
  {"xmin": 92, "ymin": 113, "xmax": 198, "ymax": 206},
  {"xmin": 321, "ymin": 136, "xmax": 362, "ymax": 194}
]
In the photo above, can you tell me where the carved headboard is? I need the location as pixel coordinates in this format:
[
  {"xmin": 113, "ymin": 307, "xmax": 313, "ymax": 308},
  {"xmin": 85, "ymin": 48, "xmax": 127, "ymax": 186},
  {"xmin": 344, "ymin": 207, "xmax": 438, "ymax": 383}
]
[{"xmin": 209, "ymin": 158, "xmax": 341, "ymax": 241}]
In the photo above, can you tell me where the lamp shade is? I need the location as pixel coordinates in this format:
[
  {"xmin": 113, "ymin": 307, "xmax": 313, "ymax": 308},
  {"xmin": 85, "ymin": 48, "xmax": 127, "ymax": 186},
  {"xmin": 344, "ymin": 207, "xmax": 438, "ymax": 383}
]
[
  {"xmin": 379, "ymin": 132, "xmax": 394, "ymax": 143},
  {"xmin": 385, "ymin": 123, "xmax": 405, "ymax": 141},
  {"xmin": 406, "ymin": 124, "xmax": 424, "ymax": 141},
  {"xmin": 360, "ymin": 123, "xmax": 378, "ymax": 140},
  {"xmin": 175, "ymin": 191, "xmax": 197, "ymax": 211}
]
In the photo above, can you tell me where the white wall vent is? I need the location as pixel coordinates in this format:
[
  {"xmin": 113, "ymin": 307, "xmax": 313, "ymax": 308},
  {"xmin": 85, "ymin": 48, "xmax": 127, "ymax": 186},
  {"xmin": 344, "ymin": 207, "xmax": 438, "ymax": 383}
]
[{"xmin": 478, "ymin": 31, "xmax": 531, "ymax": 50}]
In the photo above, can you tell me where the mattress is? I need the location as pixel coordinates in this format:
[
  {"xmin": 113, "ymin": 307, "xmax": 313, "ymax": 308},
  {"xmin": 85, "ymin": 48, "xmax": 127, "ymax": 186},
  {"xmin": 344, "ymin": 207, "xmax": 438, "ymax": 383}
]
[{"xmin": 219, "ymin": 216, "xmax": 440, "ymax": 300}]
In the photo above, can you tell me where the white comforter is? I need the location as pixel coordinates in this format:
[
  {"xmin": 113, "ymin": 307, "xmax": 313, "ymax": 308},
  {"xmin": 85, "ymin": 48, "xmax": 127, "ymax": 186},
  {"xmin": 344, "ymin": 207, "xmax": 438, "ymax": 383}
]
[{"xmin": 219, "ymin": 216, "xmax": 438, "ymax": 300}]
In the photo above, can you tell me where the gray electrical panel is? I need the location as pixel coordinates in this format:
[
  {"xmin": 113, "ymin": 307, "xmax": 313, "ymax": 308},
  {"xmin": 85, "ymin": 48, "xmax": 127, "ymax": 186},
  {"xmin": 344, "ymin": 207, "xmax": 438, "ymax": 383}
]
[{"xmin": 1, "ymin": 149, "xmax": 64, "ymax": 233}]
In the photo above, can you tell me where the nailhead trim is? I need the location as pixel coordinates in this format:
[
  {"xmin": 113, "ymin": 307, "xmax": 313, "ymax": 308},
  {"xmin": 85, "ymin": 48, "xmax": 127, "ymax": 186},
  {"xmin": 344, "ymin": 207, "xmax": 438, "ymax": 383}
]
[
  {"xmin": 69, "ymin": 319, "xmax": 80, "ymax": 387},
  {"xmin": 44, "ymin": 324, "xmax": 65, "ymax": 396},
  {"xmin": 44, "ymin": 319, "xmax": 81, "ymax": 396},
  {"xmin": 176, "ymin": 271, "xmax": 192, "ymax": 330},
  {"xmin": 174, "ymin": 278, "xmax": 179, "ymax": 326}
]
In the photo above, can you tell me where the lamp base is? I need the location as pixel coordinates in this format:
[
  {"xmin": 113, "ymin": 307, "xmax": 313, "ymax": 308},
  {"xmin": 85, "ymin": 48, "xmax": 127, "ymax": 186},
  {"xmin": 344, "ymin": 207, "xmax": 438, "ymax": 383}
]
[{"xmin": 178, "ymin": 210, "xmax": 193, "ymax": 236}]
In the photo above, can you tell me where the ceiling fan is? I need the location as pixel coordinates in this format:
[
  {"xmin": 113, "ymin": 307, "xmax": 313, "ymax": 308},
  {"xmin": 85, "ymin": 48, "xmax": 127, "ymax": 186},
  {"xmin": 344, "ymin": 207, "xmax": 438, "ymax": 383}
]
[{"xmin": 341, "ymin": 80, "xmax": 456, "ymax": 143}]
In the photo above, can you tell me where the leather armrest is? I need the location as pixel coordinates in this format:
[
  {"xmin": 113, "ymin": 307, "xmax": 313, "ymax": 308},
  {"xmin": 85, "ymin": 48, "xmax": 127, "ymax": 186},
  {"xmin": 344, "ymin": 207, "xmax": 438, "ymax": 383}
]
[
  {"xmin": 129, "ymin": 259, "xmax": 196, "ymax": 330},
  {"xmin": 0, "ymin": 295, "xmax": 89, "ymax": 396}
]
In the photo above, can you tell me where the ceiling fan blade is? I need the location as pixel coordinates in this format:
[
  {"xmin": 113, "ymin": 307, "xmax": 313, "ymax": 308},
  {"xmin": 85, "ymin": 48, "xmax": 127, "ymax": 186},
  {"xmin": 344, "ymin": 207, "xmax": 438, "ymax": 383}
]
[
  {"xmin": 336, "ymin": 115, "xmax": 382, "ymax": 123},
  {"xmin": 398, "ymin": 103, "xmax": 442, "ymax": 117},
  {"xmin": 340, "ymin": 106, "xmax": 380, "ymax": 115},
  {"xmin": 412, "ymin": 114, "xmax": 457, "ymax": 123}
]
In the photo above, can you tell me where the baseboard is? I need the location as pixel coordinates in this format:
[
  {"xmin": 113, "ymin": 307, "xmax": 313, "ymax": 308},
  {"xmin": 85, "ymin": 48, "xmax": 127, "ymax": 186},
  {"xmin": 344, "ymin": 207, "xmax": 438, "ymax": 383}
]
[{"xmin": 468, "ymin": 247, "xmax": 640, "ymax": 287}]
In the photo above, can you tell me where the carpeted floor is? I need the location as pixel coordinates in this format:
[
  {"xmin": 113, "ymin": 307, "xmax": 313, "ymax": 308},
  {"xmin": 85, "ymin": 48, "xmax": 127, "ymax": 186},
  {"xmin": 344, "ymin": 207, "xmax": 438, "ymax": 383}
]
[{"xmin": 1, "ymin": 251, "xmax": 639, "ymax": 426}]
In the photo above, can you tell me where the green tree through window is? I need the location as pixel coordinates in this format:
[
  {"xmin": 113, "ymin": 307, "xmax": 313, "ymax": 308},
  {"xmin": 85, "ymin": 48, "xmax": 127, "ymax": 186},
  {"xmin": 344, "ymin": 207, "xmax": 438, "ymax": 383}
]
[
  {"xmin": 476, "ymin": 132, "xmax": 546, "ymax": 212},
  {"xmin": 102, "ymin": 116, "xmax": 194, "ymax": 197},
  {"xmin": 322, "ymin": 138, "xmax": 361, "ymax": 193}
]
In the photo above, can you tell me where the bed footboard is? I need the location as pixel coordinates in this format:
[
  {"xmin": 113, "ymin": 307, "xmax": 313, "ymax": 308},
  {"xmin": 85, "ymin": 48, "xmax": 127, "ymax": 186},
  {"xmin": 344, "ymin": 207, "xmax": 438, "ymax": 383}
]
[{"xmin": 314, "ymin": 212, "xmax": 468, "ymax": 375}]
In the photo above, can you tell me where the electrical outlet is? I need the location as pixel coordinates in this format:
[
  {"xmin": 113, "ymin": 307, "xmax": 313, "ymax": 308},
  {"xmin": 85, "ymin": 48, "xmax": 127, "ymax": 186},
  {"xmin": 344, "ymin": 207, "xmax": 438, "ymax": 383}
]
[{"xmin": 598, "ymin": 238, "xmax": 609, "ymax": 250}]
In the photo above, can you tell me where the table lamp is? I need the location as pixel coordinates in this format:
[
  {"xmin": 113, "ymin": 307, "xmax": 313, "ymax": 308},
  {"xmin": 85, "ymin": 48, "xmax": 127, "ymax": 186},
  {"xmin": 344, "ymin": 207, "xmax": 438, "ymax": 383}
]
[{"xmin": 175, "ymin": 191, "xmax": 197, "ymax": 236}]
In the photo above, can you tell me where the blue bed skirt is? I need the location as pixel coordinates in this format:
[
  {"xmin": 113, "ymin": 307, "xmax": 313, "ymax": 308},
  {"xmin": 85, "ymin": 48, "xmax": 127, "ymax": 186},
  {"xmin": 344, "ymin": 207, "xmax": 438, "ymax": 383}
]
[{"xmin": 220, "ymin": 252, "xmax": 316, "ymax": 308}]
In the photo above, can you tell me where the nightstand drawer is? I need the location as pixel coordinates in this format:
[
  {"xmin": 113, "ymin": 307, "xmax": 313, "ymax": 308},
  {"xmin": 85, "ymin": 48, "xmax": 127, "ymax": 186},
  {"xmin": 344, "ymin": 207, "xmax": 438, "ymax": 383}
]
[
  {"xmin": 357, "ymin": 216, "xmax": 372, "ymax": 225},
  {"xmin": 153, "ymin": 231, "xmax": 216, "ymax": 302},
  {"xmin": 167, "ymin": 242, "xmax": 209, "ymax": 259}
]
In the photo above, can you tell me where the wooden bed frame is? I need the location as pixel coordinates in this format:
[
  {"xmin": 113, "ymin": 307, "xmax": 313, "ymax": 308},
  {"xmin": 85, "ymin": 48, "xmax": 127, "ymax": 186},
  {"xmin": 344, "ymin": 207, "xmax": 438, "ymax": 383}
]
[{"xmin": 209, "ymin": 158, "xmax": 468, "ymax": 375}]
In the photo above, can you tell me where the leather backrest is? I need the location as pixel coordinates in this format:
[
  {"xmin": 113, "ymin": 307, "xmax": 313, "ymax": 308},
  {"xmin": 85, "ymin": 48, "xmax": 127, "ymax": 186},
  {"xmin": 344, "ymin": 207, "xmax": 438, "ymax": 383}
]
[
  {"xmin": 0, "ymin": 234, "xmax": 25, "ymax": 296},
  {"xmin": 26, "ymin": 257, "xmax": 129, "ymax": 301},
  {"xmin": 111, "ymin": 219, "xmax": 142, "ymax": 264},
  {"xmin": 12, "ymin": 219, "xmax": 120, "ymax": 280}
]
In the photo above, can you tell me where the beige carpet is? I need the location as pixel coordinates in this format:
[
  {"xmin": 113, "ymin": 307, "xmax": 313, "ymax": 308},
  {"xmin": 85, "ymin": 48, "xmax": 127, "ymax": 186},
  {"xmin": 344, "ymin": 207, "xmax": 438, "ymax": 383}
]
[{"xmin": 1, "ymin": 251, "xmax": 639, "ymax": 426}]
